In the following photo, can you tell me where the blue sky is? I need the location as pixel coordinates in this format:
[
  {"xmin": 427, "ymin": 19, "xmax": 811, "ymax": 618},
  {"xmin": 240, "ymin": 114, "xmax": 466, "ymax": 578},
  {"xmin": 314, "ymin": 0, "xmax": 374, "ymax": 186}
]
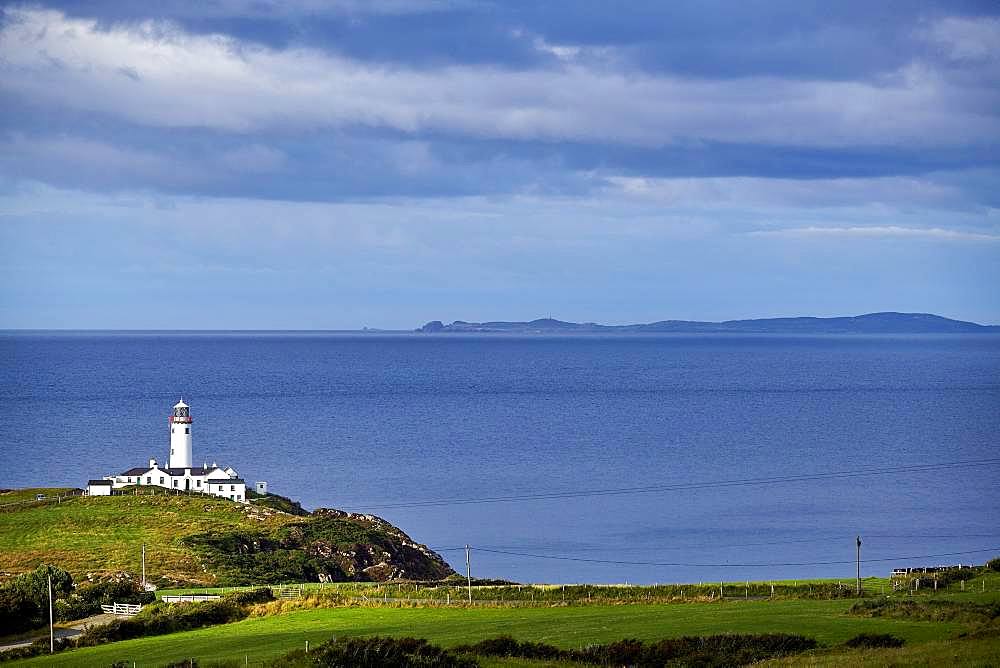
[{"xmin": 1, "ymin": 0, "xmax": 998, "ymax": 328}]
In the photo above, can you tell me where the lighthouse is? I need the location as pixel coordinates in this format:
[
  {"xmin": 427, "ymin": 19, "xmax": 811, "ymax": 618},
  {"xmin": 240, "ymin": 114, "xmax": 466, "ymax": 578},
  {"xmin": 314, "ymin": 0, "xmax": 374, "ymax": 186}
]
[
  {"xmin": 92, "ymin": 398, "xmax": 248, "ymax": 503},
  {"xmin": 169, "ymin": 399, "xmax": 193, "ymax": 469}
]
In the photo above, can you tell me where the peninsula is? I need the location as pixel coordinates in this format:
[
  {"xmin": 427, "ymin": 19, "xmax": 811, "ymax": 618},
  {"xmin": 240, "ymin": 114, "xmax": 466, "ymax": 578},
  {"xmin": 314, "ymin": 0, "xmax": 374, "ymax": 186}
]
[{"xmin": 418, "ymin": 312, "xmax": 999, "ymax": 334}]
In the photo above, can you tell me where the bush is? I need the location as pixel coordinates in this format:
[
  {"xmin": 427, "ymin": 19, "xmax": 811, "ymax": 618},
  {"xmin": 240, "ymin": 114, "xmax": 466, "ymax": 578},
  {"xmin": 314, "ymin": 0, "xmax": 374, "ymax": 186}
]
[
  {"xmin": 52, "ymin": 576, "xmax": 154, "ymax": 622},
  {"xmin": 268, "ymin": 636, "xmax": 477, "ymax": 668},
  {"xmin": 986, "ymin": 558, "xmax": 1000, "ymax": 572},
  {"xmin": 0, "ymin": 637, "xmax": 73, "ymax": 663},
  {"xmin": 225, "ymin": 587, "xmax": 274, "ymax": 605},
  {"xmin": 454, "ymin": 636, "xmax": 567, "ymax": 660},
  {"xmin": 849, "ymin": 599, "xmax": 1000, "ymax": 625},
  {"xmin": 456, "ymin": 633, "xmax": 818, "ymax": 667},
  {"xmin": 76, "ymin": 598, "xmax": 250, "ymax": 646},
  {"xmin": 0, "ymin": 565, "xmax": 74, "ymax": 634},
  {"xmin": 843, "ymin": 633, "xmax": 904, "ymax": 649}
]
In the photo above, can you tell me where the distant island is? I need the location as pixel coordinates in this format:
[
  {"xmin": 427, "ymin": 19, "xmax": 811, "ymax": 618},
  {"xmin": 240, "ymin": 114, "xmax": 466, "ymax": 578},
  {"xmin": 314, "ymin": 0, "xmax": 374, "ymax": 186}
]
[{"xmin": 418, "ymin": 312, "xmax": 999, "ymax": 334}]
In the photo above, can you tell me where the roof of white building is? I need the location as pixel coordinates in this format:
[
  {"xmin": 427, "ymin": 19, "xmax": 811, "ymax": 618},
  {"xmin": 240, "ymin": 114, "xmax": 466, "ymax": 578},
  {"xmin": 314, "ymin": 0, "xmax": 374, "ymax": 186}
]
[{"xmin": 119, "ymin": 465, "xmax": 231, "ymax": 477}]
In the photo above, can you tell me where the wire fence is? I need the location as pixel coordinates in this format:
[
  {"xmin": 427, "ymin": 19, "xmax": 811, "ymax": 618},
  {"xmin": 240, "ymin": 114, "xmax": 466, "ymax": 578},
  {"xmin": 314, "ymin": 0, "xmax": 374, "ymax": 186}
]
[{"xmin": 0, "ymin": 489, "xmax": 84, "ymax": 512}]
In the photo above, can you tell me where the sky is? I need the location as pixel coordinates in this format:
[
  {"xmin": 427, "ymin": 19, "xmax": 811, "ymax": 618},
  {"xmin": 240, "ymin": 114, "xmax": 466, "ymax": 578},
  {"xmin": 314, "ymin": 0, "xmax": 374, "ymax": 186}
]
[{"xmin": 0, "ymin": 0, "xmax": 998, "ymax": 328}]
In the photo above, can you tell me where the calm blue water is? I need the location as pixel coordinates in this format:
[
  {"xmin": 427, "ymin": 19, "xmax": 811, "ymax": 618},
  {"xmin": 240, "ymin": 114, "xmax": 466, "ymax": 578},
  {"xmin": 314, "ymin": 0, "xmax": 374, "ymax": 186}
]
[{"xmin": 2, "ymin": 332, "xmax": 998, "ymax": 584}]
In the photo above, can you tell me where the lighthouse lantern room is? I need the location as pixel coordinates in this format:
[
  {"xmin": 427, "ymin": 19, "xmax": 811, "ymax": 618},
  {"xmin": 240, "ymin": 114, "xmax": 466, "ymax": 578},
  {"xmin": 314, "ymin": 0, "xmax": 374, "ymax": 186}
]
[{"xmin": 169, "ymin": 399, "xmax": 193, "ymax": 469}]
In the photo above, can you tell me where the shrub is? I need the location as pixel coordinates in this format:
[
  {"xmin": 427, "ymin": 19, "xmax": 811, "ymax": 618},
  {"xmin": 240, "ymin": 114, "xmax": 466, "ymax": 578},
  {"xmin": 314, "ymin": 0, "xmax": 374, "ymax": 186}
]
[
  {"xmin": 0, "ymin": 565, "xmax": 74, "ymax": 634},
  {"xmin": 843, "ymin": 633, "xmax": 904, "ymax": 649},
  {"xmin": 454, "ymin": 635, "xmax": 567, "ymax": 660},
  {"xmin": 268, "ymin": 636, "xmax": 477, "ymax": 668},
  {"xmin": 225, "ymin": 587, "xmax": 274, "ymax": 605},
  {"xmin": 849, "ymin": 599, "xmax": 1000, "ymax": 625},
  {"xmin": 51, "ymin": 576, "xmax": 154, "ymax": 622},
  {"xmin": 0, "ymin": 637, "xmax": 73, "ymax": 663},
  {"xmin": 456, "ymin": 633, "xmax": 817, "ymax": 666},
  {"xmin": 986, "ymin": 558, "xmax": 1000, "ymax": 572},
  {"xmin": 76, "ymin": 598, "xmax": 251, "ymax": 646}
]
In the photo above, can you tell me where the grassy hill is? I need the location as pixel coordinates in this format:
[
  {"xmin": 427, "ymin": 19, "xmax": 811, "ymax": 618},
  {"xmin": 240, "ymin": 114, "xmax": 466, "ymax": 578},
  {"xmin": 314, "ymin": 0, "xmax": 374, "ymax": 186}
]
[{"xmin": 0, "ymin": 488, "xmax": 453, "ymax": 586}]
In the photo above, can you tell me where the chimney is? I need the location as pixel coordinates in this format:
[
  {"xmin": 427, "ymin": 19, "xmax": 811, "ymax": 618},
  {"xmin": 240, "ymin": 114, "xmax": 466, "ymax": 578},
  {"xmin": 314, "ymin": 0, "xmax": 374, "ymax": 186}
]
[{"xmin": 149, "ymin": 458, "xmax": 157, "ymax": 468}]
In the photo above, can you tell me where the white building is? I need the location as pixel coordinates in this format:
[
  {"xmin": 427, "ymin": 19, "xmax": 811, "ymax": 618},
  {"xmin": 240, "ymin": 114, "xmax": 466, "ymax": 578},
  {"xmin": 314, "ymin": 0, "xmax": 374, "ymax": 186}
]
[
  {"xmin": 87, "ymin": 479, "xmax": 112, "ymax": 496},
  {"xmin": 91, "ymin": 400, "xmax": 248, "ymax": 503}
]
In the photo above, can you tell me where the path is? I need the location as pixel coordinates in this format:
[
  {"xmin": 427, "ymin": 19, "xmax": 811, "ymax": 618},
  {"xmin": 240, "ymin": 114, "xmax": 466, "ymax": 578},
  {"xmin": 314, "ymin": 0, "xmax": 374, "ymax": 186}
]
[{"xmin": 0, "ymin": 613, "xmax": 115, "ymax": 653}]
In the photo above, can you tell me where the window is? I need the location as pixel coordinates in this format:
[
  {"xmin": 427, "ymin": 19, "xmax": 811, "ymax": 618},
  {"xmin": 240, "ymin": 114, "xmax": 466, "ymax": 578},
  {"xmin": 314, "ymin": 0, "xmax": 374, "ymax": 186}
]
[
  {"xmin": 146, "ymin": 477, "xmax": 151, "ymax": 484},
  {"xmin": 171, "ymin": 449, "xmax": 174, "ymax": 455},
  {"xmin": 171, "ymin": 428, "xmax": 174, "ymax": 434},
  {"xmin": 196, "ymin": 480, "xmax": 201, "ymax": 487},
  {"xmin": 172, "ymin": 480, "xmax": 177, "ymax": 488},
  {"xmin": 185, "ymin": 427, "xmax": 190, "ymax": 434},
  {"xmin": 230, "ymin": 495, "xmax": 234, "ymax": 500},
  {"xmin": 127, "ymin": 477, "xmax": 132, "ymax": 483},
  {"xmin": 230, "ymin": 485, "xmax": 235, "ymax": 491},
  {"xmin": 237, "ymin": 495, "xmax": 242, "ymax": 501},
  {"xmin": 218, "ymin": 485, "xmax": 224, "ymax": 491},
  {"xmin": 159, "ymin": 476, "xmax": 165, "ymax": 484}
]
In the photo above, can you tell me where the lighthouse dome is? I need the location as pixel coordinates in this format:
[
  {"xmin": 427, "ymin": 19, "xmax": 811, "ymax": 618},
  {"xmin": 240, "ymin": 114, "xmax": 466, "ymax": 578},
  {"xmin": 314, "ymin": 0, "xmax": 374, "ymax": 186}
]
[{"xmin": 173, "ymin": 399, "xmax": 189, "ymax": 409}]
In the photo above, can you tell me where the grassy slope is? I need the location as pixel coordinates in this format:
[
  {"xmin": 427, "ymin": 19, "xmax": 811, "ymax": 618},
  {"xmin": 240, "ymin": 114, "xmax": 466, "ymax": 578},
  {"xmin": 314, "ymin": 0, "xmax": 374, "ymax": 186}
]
[
  {"xmin": 9, "ymin": 600, "xmax": 969, "ymax": 667},
  {"xmin": 0, "ymin": 488, "xmax": 79, "ymax": 506},
  {"xmin": 0, "ymin": 491, "xmax": 299, "ymax": 583}
]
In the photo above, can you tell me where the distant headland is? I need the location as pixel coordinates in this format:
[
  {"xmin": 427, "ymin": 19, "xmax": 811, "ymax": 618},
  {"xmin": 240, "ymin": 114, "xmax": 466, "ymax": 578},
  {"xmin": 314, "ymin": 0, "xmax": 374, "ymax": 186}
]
[{"xmin": 418, "ymin": 312, "xmax": 999, "ymax": 334}]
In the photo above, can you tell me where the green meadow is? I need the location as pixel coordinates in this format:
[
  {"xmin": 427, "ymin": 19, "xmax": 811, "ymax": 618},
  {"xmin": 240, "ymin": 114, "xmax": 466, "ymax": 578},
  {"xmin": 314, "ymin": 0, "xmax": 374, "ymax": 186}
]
[
  {"xmin": 6, "ymin": 598, "xmax": 979, "ymax": 667},
  {"xmin": 0, "ymin": 492, "xmax": 297, "ymax": 584}
]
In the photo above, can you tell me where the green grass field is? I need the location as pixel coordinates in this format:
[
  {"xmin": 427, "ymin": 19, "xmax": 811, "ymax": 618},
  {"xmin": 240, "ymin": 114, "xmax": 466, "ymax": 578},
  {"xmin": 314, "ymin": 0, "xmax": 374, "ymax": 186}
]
[
  {"xmin": 8, "ymin": 599, "xmax": 973, "ymax": 667},
  {"xmin": 0, "ymin": 488, "xmax": 79, "ymax": 506},
  {"xmin": 0, "ymin": 492, "xmax": 298, "ymax": 583}
]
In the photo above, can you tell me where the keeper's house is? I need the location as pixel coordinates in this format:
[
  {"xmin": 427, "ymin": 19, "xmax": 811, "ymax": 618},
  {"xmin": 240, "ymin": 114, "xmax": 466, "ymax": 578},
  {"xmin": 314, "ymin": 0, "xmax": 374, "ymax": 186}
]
[{"xmin": 87, "ymin": 400, "xmax": 248, "ymax": 503}]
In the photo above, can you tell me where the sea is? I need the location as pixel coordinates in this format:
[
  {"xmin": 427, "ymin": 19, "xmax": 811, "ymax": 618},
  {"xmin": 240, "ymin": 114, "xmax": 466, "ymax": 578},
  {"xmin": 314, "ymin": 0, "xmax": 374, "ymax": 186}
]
[{"xmin": 2, "ymin": 331, "xmax": 998, "ymax": 585}]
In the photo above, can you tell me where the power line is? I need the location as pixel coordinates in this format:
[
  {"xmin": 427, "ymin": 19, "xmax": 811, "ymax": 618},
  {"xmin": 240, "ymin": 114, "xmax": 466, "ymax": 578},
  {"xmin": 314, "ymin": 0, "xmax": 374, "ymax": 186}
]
[
  {"xmin": 471, "ymin": 545, "xmax": 1000, "ymax": 568},
  {"xmin": 429, "ymin": 533, "xmax": 1000, "ymax": 554},
  {"xmin": 353, "ymin": 457, "xmax": 1000, "ymax": 510}
]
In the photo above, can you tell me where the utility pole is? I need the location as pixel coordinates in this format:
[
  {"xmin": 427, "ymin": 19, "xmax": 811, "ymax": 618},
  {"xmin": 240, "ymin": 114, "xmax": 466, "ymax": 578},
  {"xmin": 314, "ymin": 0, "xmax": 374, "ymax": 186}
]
[
  {"xmin": 465, "ymin": 545, "xmax": 472, "ymax": 604},
  {"xmin": 856, "ymin": 535, "xmax": 862, "ymax": 596},
  {"xmin": 141, "ymin": 544, "xmax": 146, "ymax": 590},
  {"xmin": 48, "ymin": 574, "xmax": 54, "ymax": 653}
]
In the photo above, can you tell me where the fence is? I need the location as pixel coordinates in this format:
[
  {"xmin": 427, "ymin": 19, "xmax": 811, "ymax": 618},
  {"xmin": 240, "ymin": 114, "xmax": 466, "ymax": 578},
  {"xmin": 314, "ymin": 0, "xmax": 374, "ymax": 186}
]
[
  {"xmin": 162, "ymin": 595, "xmax": 221, "ymax": 603},
  {"xmin": 0, "ymin": 490, "xmax": 84, "ymax": 512},
  {"xmin": 100, "ymin": 602, "xmax": 143, "ymax": 616}
]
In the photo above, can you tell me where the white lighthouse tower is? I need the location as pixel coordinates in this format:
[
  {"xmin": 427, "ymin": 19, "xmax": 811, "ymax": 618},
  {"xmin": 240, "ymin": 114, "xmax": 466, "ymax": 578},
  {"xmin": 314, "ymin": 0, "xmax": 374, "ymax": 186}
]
[{"xmin": 169, "ymin": 399, "xmax": 193, "ymax": 469}]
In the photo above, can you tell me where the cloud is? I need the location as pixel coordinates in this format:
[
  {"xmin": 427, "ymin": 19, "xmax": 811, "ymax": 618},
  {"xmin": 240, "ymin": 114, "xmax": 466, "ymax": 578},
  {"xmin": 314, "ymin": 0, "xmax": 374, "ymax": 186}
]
[
  {"xmin": 603, "ymin": 174, "xmax": 972, "ymax": 209},
  {"xmin": 922, "ymin": 16, "xmax": 1000, "ymax": 63},
  {"xmin": 2, "ymin": 7, "xmax": 998, "ymax": 148},
  {"xmin": 748, "ymin": 225, "xmax": 1000, "ymax": 242},
  {"xmin": 215, "ymin": 144, "xmax": 287, "ymax": 174}
]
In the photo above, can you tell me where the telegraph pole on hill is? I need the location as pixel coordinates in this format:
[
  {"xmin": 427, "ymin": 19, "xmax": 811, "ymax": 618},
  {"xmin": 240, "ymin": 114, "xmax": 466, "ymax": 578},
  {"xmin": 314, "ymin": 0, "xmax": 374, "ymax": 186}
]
[
  {"xmin": 465, "ymin": 545, "xmax": 473, "ymax": 604},
  {"xmin": 48, "ymin": 574, "xmax": 54, "ymax": 653},
  {"xmin": 856, "ymin": 535, "xmax": 862, "ymax": 596}
]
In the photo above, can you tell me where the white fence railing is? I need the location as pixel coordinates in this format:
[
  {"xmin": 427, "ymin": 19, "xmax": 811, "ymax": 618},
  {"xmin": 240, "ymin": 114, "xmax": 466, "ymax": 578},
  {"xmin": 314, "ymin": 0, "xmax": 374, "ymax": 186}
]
[
  {"xmin": 162, "ymin": 595, "xmax": 221, "ymax": 603},
  {"xmin": 101, "ymin": 603, "xmax": 143, "ymax": 616}
]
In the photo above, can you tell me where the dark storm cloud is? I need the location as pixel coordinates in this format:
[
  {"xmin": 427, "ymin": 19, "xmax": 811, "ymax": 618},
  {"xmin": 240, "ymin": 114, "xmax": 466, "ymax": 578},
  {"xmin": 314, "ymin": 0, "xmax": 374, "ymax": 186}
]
[{"xmin": 1, "ymin": 1, "xmax": 998, "ymax": 203}]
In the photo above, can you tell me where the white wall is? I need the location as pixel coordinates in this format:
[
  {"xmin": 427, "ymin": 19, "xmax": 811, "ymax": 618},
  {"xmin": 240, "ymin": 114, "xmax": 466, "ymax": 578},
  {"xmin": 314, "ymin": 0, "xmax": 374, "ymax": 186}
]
[{"xmin": 169, "ymin": 421, "xmax": 193, "ymax": 468}]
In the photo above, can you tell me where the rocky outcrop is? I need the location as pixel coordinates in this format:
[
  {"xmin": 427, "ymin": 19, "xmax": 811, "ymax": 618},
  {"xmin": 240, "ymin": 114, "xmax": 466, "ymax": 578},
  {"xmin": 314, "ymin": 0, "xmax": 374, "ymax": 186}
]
[
  {"xmin": 310, "ymin": 509, "xmax": 453, "ymax": 581},
  {"xmin": 181, "ymin": 507, "xmax": 454, "ymax": 585}
]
